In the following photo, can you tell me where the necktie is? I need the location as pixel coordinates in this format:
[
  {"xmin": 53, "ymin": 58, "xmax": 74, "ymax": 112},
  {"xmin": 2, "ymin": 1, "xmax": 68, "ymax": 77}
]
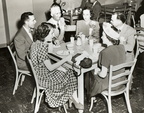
[
  {"xmin": 29, "ymin": 29, "xmax": 33, "ymax": 41},
  {"xmin": 118, "ymin": 29, "xmax": 121, "ymax": 33},
  {"xmin": 57, "ymin": 23, "xmax": 60, "ymax": 33}
]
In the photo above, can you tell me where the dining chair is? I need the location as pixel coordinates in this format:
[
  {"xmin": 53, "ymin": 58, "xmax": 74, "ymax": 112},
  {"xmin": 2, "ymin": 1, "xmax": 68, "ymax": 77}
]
[
  {"xmin": 26, "ymin": 54, "xmax": 68, "ymax": 113},
  {"xmin": 7, "ymin": 44, "xmax": 31, "ymax": 95},
  {"xmin": 65, "ymin": 25, "xmax": 76, "ymax": 32},
  {"xmin": 89, "ymin": 59, "xmax": 137, "ymax": 113},
  {"xmin": 140, "ymin": 14, "xmax": 144, "ymax": 28}
]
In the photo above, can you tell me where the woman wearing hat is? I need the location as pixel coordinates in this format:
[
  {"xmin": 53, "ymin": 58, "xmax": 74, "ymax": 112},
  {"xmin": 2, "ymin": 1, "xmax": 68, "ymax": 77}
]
[{"xmin": 90, "ymin": 22, "xmax": 126, "ymax": 99}]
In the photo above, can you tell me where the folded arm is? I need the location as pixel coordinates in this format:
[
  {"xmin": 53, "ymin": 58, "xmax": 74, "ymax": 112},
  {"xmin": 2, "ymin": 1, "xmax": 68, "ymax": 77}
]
[{"xmin": 44, "ymin": 55, "xmax": 72, "ymax": 71}]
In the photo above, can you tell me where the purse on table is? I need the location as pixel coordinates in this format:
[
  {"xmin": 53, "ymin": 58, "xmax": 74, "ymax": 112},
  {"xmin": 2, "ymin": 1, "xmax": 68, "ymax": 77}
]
[{"xmin": 71, "ymin": 52, "xmax": 92, "ymax": 77}]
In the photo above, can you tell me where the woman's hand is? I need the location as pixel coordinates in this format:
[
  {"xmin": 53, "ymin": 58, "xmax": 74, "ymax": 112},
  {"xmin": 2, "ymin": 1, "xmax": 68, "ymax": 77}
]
[
  {"xmin": 54, "ymin": 40, "xmax": 60, "ymax": 45},
  {"xmin": 59, "ymin": 17, "xmax": 65, "ymax": 30},
  {"xmin": 94, "ymin": 68, "xmax": 101, "ymax": 75}
]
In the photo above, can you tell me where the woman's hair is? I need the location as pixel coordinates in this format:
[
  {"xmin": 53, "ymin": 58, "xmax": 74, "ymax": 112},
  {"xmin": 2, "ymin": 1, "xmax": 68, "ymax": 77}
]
[
  {"xmin": 105, "ymin": 34, "xmax": 120, "ymax": 45},
  {"xmin": 82, "ymin": 8, "xmax": 93, "ymax": 19},
  {"xmin": 114, "ymin": 12, "xmax": 126, "ymax": 23},
  {"xmin": 33, "ymin": 22, "xmax": 56, "ymax": 42}
]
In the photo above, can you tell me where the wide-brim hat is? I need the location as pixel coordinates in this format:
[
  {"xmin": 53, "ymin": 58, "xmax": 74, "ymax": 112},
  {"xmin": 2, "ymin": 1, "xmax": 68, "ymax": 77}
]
[{"xmin": 102, "ymin": 22, "xmax": 119, "ymax": 40}]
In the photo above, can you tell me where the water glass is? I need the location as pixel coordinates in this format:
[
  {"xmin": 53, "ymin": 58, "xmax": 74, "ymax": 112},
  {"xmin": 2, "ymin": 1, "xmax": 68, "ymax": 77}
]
[{"xmin": 70, "ymin": 37, "xmax": 75, "ymax": 44}]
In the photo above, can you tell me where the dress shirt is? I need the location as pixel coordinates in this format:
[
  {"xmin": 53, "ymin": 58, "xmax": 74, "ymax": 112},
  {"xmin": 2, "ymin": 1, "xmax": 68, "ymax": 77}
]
[
  {"xmin": 23, "ymin": 26, "xmax": 33, "ymax": 41},
  {"xmin": 47, "ymin": 18, "xmax": 60, "ymax": 39},
  {"xmin": 117, "ymin": 24, "xmax": 124, "ymax": 32}
]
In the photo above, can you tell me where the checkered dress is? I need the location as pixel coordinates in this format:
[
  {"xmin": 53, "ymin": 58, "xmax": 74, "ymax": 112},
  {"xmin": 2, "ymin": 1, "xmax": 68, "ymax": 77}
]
[{"xmin": 30, "ymin": 41, "xmax": 77, "ymax": 108}]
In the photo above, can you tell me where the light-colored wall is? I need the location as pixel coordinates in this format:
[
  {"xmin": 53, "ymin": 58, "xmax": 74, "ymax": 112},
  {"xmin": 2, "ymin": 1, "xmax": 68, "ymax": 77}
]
[
  {"xmin": 62, "ymin": 0, "xmax": 81, "ymax": 10},
  {"xmin": 32, "ymin": 0, "xmax": 53, "ymax": 27},
  {"xmin": 0, "ymin": 1, "xmax": 7, "ymax": 47},
  {"xmin": 6, "ymin": 0, "xmax": 33, "ymax": 41}
]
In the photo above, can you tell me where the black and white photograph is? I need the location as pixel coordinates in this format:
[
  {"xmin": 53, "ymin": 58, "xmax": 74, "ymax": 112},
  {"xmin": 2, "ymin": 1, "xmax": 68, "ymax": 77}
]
[{"xmin": 0, "ymin": 0, "xmax": 144, "ymax": 113}]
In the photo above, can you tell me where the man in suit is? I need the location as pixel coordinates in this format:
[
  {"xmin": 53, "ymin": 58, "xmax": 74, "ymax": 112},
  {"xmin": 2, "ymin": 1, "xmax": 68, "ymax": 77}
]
[
  {"xmin": 89, "ymin": 0, "xmax": 101, "ymax": 21},
  {"xmin": 111, "ymin": 12, "xmax": 136, "ymax": 62},
  {"xmin": 80, "ymin": 0, "xmax": 91, "ymax": 9},
  {"xmin": 14, "ymin": 12, "xmax": 36, "ymax": 70}
]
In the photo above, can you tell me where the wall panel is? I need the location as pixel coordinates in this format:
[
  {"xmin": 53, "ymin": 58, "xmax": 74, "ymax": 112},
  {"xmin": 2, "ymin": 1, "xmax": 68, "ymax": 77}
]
[
  {"xmin": 6, "ymin": 0, "xmax": 33, "ymax": 41},
  {"xmin": 32, "ymin": 0, "xmax": 53, "ymax": 27},
  {"xmin": 0, "ymin": 0, "xmax": 7, "ymax": 47}
]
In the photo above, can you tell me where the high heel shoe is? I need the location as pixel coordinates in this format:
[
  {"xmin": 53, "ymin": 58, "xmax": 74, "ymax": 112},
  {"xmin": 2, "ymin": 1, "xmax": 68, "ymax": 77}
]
[{"xmin": 69, "ymin": 97, "xmax": 84, "ymax": 110}]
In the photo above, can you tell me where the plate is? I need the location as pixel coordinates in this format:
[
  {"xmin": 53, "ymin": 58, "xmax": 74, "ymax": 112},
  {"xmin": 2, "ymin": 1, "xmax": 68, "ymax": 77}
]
[
  {"xmin": 56, "ymin": 50, "xmax": 69, "ymax": 56},
  {"xmin": 53, "ymin": 45, "xmax": 61, "ymax": 48}
]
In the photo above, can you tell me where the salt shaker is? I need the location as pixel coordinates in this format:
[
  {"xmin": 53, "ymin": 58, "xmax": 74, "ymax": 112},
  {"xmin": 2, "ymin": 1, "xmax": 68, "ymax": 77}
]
[{"xmin": 76, "ymin": 38, "xmax": 82, "ymax": 46}]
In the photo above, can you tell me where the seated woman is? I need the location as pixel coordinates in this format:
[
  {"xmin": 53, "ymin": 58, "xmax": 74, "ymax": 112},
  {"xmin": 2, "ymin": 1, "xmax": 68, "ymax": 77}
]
[
  {"xmin": 30, "ymin": 22, "xmax": 83, "ymax": 110},
  {"xmin": 76, "ymin": 8, "xmax": 100, "ymax": 42},
  {"xmin": 90, "ymin": 22, "xmax": 126, "ymax": 99}
]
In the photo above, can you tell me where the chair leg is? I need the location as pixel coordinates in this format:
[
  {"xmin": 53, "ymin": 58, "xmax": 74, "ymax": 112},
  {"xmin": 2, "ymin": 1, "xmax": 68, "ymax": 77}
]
[
  {"xmin": 18, "ymin": 73, "xmax": 23, "ymax": 86},
  {"xmin": 124, "ymin": 92, "xmax": 132, "ymax": 113},
  {"xmin": 13, "ymin": 72, "xmax": 19, "ymax": 95},
  {"xmin": 34, "ymin": 91, "xmax": 39, "ymax": 113},
  {"xmin": 129, "ymin": 75, "xmax": 133, "ymax": 90},
  {"xmin": 63, "ymin": 104, "xmax": 68, "ymax": 113},
  {"xmin": 37, "ymin": 91, "xmax": 44, "ymax": 109},
  {"xmin": 89, "ymin": 97, "xmax": 94, "ymax": 111},
  {"xmin": 20, "ymin": 75, "xmax": 25, "ymax": 86},
  {"xmin": 13, "ymin": 78, "xmax": 18, "ymax": 95},
  {"xmin": 102, "ymin": 94, "xmax": 112, "ymax": 113},
  {"xmin": 31, "ymin": 88, "xmax": 36, "ymax": 103},
  {"xmin": 108, "ymin": 98, "xmax": 112, "ymax": 113},
  {"xmin": 34, "ymin": 90, "xmax": 44, "ymax": 113}
]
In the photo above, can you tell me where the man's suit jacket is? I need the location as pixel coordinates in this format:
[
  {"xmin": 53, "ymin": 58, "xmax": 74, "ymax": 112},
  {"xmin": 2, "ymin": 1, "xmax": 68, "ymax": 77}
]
[
  {"xmin": 80, "ymin": 0, "xmax": 91, "ymax": 9},
  {"xmin": 119, "ymin": 23, "xmax": 136, "ymax": 62},
  {"xmin": 120, "ymin": 24, "xmax": 136, "ymax": 52},
  {"xmin": 91, "ymin": 1, "xmax": 101, "ymax": 21},
  {"xmin": 14, "ymin": 27, "xmax": 33, "ymax": 70}
]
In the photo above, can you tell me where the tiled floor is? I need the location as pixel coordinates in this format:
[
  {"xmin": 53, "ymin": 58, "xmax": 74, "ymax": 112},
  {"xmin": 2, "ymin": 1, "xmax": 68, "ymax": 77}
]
[{"xmin": 0, "ymin": 47, "xmax": 144, "ymax": 113}]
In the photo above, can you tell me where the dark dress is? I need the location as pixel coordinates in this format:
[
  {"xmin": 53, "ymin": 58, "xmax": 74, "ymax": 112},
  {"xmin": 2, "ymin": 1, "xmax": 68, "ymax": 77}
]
[
  {"xmin": 90, "ymin": 45, "xmax": 126, "ymax": 97},
  {"xmin": 135, "ymin": 4, "xmax": 144, "ymax": 24},
  {"xmin": 30, "ymin": 41, "xmax": 77, "ymax": 107}
]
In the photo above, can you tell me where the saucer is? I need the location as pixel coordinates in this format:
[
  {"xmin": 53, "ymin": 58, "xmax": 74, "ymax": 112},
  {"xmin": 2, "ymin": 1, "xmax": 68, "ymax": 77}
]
[{"xmin": 56, "ymin": 50, "xmax": 69, "ymax": 56}]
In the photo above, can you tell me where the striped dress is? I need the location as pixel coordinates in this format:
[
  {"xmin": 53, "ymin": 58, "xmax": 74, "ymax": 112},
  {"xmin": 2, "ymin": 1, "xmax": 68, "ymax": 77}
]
[{"xmin": 30, "ymin": 41, "xmax": 77, "ymax": 107}]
